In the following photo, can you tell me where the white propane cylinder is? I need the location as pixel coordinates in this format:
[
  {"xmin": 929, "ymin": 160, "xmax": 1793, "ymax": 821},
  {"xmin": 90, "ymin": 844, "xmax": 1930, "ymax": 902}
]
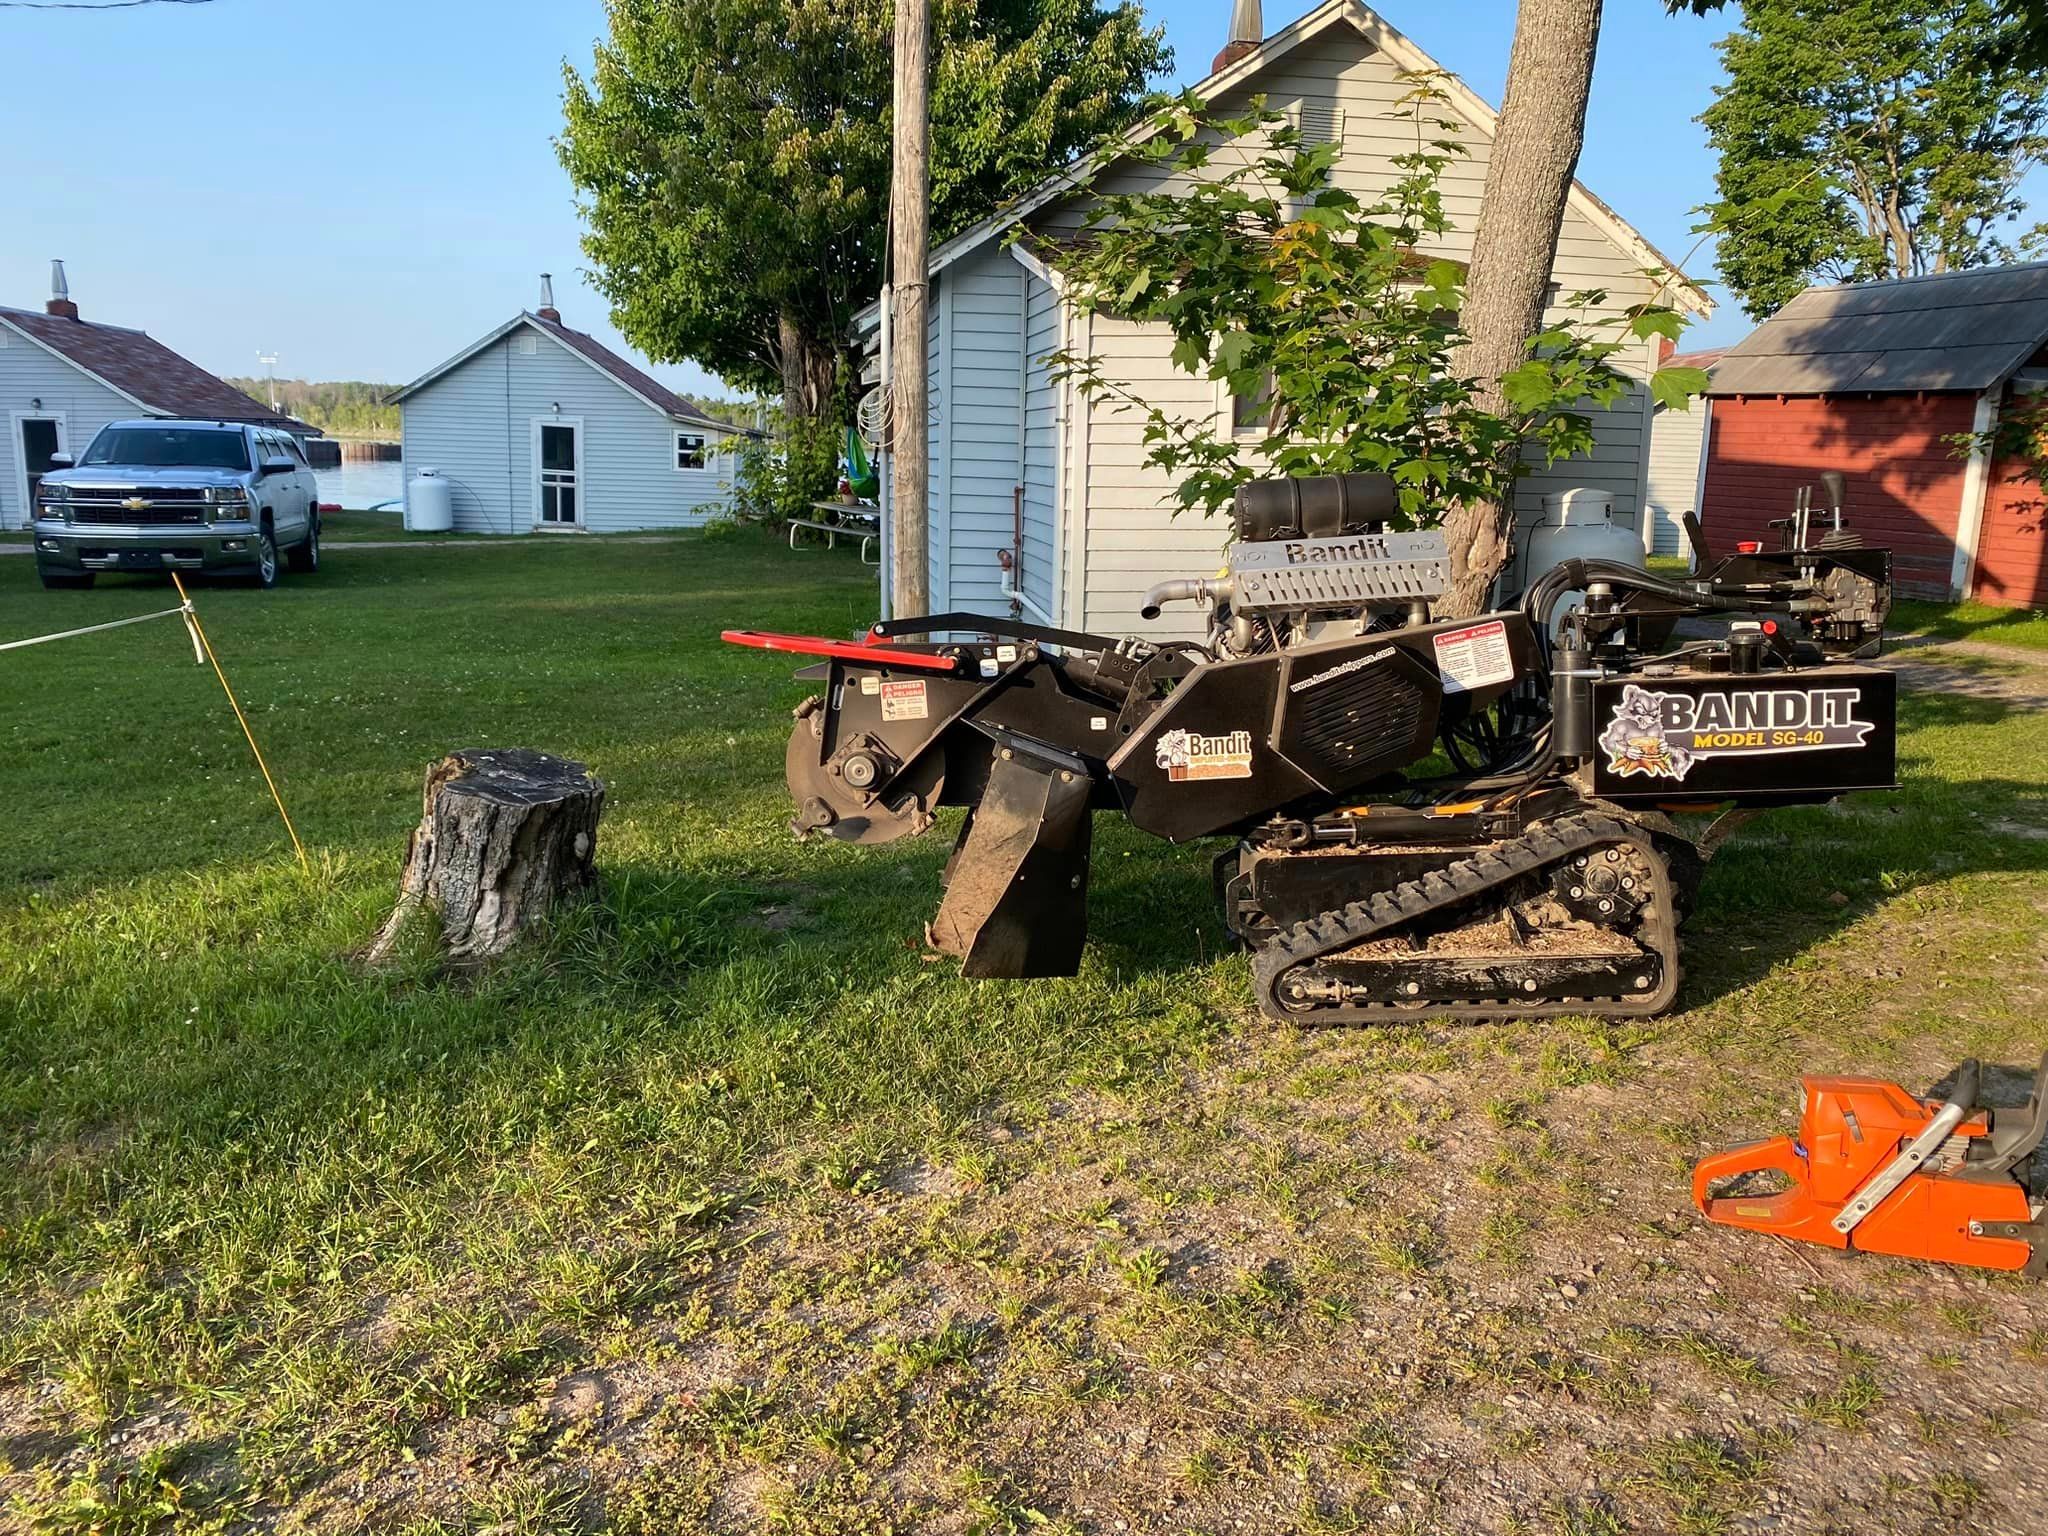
[
  {"xmin": 407, "ymin": 467, "xmax": 454, "ymax": 533},
  {"xmin": 1520, "ymin": 489, "xmax": 1644, "ymax": 635}
]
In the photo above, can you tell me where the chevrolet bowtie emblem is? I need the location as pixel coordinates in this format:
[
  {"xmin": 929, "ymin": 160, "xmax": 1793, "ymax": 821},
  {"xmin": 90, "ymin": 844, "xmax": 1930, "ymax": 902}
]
[{"xmin": 122, "ymin": 496, "xmax": 150, "ymax": 512}]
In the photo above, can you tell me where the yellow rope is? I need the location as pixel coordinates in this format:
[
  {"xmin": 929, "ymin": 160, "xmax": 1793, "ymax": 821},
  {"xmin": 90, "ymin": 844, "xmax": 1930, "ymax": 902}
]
[{"xmin": 171, "ymin": 574, "xmax": 310, "ymax": 872}]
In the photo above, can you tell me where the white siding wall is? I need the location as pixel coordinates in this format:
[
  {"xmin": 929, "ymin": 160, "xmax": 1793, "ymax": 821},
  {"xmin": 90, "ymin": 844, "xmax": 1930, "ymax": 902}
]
[
  {"xmin": 1020, "ymin": 272, "xmax": 1061, "ymax": 617},
  {"xmin": 1644, "ymin": 399, "xmax": 1709, "ymax": 559},
  {"xmin": 0, "ymin": 332, "xmax": 139, "ymax": 528},
  {"xmin": 1012, "ymin": 19, "xmax": 1676, "ymax": 632},
  {"xmin": 400, "ymin": 322, "xmax": 736, "ymax": 535}
]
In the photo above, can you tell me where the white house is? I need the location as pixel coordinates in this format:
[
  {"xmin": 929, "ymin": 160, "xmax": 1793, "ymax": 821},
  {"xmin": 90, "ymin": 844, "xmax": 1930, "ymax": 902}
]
[
  {"xmin": 0, "ymin": 261, "xmax": 309, "ymax": 529},
  {"xmin": 392, "ymin": 279, "xmax": 753, "ymax": 535},
  {"xmin": 864, "ymin": 0, "xmax": 1712, "ymax": 638},
  {"xmin": 1642, "ymin": 347, "xmax": 1724, "ymax": 560}
]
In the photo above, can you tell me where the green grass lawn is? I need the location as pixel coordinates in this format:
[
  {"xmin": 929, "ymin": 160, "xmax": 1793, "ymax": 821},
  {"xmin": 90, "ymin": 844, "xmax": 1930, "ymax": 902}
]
[
  {"xmin": 1891, "ymin": 596, "xmax": 2048, "ymax": 651},
  {"xmin": 3, "ymin": 531, "xmax": 2047, "ymax": 1534}
]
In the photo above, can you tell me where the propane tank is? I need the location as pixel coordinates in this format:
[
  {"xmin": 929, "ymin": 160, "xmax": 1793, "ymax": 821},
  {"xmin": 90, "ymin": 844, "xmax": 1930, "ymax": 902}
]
[
  {"xmin": 406, "ymin": 467, "xmax": 454, "ymax": 533},
  {"xmin": 1520, "ymin": 489, "xmax": 1644, "ymax": 636}
]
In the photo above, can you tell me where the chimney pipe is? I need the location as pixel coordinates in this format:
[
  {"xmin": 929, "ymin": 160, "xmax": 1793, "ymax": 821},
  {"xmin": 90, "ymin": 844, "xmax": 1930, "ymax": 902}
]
[
  {"xmin": 536, "ymin": 272, "xmax": 561, "ymax": 324},
  {"xmin": 1212, "ymin": 0, "xmax": 1262, "ymax": 72},
  {"xmin": 46, "ymin": 259, "xmax": 79, "ymax": 321}
]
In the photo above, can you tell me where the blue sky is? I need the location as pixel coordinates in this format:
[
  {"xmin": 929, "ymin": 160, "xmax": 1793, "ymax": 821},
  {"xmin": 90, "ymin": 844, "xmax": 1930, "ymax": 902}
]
[{"xmin": 0, "ymin": 0, "xmax": 1746, "ymax": 397}]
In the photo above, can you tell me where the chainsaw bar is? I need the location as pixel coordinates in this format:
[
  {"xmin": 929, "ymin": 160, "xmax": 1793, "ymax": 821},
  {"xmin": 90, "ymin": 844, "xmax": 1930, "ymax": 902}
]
[{"xmin": 1250, "ymin": 811, "xmax": 1682, "ymax": 1024}]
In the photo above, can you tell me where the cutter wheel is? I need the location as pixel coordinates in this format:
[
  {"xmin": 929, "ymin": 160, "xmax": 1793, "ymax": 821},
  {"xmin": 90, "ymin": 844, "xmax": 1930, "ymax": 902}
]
[{"xmin": 1247, "ymin": 811, "xmax": 1682, "ymax": 1023}]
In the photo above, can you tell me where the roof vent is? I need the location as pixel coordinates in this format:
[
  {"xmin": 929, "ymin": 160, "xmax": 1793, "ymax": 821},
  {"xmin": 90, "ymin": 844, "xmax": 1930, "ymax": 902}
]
[
  {"xmin": 537, "ymin": 273, "xmax": 562, "ymax": 325},
  {"xmin": 1212, "ymin": 0, "xmax": 1262, "ymax": 73},
  {"xmin": 47, "ymin": 259, "xmax": 79, "ymax": 321}
]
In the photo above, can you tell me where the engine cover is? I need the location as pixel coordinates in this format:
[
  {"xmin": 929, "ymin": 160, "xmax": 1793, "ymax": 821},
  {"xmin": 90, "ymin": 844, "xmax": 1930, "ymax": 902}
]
[{"xmin": 1110, "ymin": 615, "xmax": 1538, "ymax": 840}]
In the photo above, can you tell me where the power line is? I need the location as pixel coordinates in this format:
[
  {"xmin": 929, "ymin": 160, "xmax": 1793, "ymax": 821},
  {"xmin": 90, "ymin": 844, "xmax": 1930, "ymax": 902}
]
[{"xmin": 0, "ymin": 0, "xmax": 216, "ymax": 10}]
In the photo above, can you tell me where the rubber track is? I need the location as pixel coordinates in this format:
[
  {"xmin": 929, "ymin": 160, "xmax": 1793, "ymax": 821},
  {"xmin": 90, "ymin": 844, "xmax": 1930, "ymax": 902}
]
[{"xmin": 1250, "ymin": 810, "xmax": 1681, "ymax": 1025}]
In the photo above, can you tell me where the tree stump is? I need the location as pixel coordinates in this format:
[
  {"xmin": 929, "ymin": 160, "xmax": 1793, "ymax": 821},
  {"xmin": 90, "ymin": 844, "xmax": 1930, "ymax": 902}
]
[{"xmin": 366, "ymin": 748, "xmax": 604, "ymax": 965}]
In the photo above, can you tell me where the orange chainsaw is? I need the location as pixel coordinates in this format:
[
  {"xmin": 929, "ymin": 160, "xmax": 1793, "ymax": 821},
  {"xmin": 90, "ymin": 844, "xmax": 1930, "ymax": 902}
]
[{"xmin": 1694, "ymin": 1056, "xmax": 2048, "ymax": 1275}]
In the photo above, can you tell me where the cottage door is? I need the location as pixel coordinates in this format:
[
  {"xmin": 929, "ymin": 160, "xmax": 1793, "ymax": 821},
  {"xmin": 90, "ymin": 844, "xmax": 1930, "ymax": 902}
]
[
  {"xmin": 17, "ymin": 417, "xmax": 63, "ymax": 527},
  {"xmin": 535, "ymin": 421, "xmax": 582, "ymax": 529}
]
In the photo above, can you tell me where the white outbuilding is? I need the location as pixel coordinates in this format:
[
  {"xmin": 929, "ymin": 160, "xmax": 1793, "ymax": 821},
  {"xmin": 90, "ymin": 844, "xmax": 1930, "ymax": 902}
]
[{"xmin": 392, "ymin": 278, "xmax": 754, "ymax": 535}]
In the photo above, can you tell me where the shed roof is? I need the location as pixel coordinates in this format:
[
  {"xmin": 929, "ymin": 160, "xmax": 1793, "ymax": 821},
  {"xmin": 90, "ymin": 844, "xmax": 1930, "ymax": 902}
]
[
  {"xmin": 393, "ymin": 312, "xmax": 755, "ymax": 434},
  {"xmin": 0, "ymin": 306, "xmax": 310, "ymax": 431},
  {"xmin": 1707, "ymin": 262, "xmax": 2048, "ymax": 398}
]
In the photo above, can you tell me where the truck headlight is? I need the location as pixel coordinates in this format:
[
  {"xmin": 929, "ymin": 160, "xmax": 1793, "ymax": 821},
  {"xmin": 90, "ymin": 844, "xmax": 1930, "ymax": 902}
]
[
  {"xmin": 38, "ymin": 483, "xmax": 69, "ymax": 506},
  {"xmin": 207, "ymin": 486, "xmax": 249, "ymax": 510}
]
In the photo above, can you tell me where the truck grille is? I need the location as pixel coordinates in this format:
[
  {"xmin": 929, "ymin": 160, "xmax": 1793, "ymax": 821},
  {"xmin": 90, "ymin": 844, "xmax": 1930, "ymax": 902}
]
[
  {"xmin": 71, "ymin": 504, "xmax": 207, "ymax": 526},
  {"xmin": 64, "ymin": 487, "xmax": 211, "ymax": 525}
]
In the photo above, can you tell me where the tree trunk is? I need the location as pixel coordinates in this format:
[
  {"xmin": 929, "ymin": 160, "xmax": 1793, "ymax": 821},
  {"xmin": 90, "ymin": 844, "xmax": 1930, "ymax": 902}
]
[
  {"xmin": 1438, "ymin": 0, "xmax": 1605, "ymax": 619},
  {"xmin": 366, "ymin": 749, "xmax": 604, "ymax": 966},
  {"xmin": 778, "ymin": 312, "xmax": 839, "ymax": 423}
]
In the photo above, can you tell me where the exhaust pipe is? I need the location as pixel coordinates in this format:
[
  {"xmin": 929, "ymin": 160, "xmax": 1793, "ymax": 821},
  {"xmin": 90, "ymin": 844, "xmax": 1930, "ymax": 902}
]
[{"xmin": 1140, "ymin": 575, "xmax": 1221, "ymax": 621}]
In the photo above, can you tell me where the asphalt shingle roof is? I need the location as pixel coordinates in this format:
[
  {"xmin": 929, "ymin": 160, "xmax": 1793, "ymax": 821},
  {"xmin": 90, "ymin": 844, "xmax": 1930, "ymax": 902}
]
[
  {"xmin": 0, "ymin": 306, "xmax": 306, "ymax": 428},
  {"xmin": 1708, "ymin": 263, "xmax": 2048, "ymax": 397}
]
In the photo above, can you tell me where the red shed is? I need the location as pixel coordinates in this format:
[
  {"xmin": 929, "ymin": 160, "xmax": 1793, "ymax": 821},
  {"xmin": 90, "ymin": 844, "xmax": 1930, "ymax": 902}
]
[{"xmin": 1699, "ymin": 264, "xmax": 2048, "ymax": 605}]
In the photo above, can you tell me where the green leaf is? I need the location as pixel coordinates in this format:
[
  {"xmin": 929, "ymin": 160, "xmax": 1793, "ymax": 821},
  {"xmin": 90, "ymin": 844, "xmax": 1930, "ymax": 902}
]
[{"xmin": 1651, "ymin": 366, "xmax": 1713, "ymax": 410}]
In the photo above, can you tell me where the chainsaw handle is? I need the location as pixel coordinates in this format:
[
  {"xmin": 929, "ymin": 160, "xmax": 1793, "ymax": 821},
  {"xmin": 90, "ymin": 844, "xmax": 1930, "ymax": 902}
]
[
  {"xmin": 1945, "ymin": 1058, "xmax": 1982, "ymax": 1114},
  {"xmin": 1693, "ymin": 1135, "xmax": 1805, "ymax": 1215}
]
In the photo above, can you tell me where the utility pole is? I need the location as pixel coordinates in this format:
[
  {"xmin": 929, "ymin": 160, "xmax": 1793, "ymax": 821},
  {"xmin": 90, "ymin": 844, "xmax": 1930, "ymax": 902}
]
[{"xmin": 889, "ymin": 0, "xmax": 931, "ymax": 617}]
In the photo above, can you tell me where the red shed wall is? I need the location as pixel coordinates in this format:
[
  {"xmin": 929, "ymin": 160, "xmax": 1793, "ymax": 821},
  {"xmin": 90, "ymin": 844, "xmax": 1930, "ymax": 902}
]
[
  {"xmin": 1700, "ymin": 393, "xmax": 1977, "ymax": 598},
  {"xmin": 1973, "ymin": 450, "xmax": 2048, "ymax": 609}
]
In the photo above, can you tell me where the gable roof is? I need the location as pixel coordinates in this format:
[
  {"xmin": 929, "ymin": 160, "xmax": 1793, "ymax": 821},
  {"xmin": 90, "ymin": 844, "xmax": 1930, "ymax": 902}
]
[
  {"xmin": 392, "ymin": 312, "xmax": 753, "ymax": 433},
  {"xmin": 1706, "ymin": 262, "xmax": 2048, "ymax": 397},
  {"xmin": 855, "ymin": 0, "xmax": 1710, "ymax": 331},
  {"xmin": 0, "ymin": 306, "xmax": 309, "ymax": 430}
]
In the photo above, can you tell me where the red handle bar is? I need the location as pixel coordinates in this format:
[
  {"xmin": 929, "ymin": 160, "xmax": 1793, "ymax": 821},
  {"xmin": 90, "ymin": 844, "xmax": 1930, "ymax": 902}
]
[{"xmin": 720, "ymin": 629, "xmax": 962, "ymax": 673}]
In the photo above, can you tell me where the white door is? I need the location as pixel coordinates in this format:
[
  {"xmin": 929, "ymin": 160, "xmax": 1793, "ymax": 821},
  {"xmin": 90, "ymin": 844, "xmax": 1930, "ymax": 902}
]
[
  {"xmin": 534, "ymin": 420, "xmax": 583, "ymax": 530},
  {"xmin": 9, "ymin": 412, "xmax": 66, "ymax": 529}
]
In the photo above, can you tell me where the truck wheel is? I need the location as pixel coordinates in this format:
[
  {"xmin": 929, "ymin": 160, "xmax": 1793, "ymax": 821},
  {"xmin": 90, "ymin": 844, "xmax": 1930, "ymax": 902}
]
[
  {"xmin": 38, "ymin": 568, "xmax": 94, "ymax": 590},
  {"xmin": 287, "ymin": 512, "xmax": 321, "ymax": 574},
  {"xmin": 252, "ymin": 519, "xmax": 281, "ymax": 589}
]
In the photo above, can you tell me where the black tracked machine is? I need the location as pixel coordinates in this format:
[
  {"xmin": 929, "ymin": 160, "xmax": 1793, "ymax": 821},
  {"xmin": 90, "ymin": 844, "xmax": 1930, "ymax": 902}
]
[{"xmin": 725, "ymin": 470, "xmax": 1897, "ymax": 1023}]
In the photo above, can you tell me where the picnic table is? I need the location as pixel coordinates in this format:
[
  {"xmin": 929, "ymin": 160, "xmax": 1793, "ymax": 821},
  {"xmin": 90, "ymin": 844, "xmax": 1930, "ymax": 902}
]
[{"xmin": 789, "ymin": 501, "xmax": 881, "ymax": 564}]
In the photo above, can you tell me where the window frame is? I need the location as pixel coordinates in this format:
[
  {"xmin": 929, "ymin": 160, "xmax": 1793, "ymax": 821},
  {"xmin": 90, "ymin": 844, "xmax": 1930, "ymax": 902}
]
[{"xmin": 675, "ymin": 430, "xmax": 711, "ymax": 473}]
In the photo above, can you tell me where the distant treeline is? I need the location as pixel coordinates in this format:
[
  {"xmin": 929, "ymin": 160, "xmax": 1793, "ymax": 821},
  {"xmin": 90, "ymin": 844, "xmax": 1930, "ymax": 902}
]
[
  {"xmin": 225, "ymin": 378, "xmax": 398, "ymax": 439},
  {"xmin": 223, "ymin": 375, "xmax": 765, "ymax": 437}
]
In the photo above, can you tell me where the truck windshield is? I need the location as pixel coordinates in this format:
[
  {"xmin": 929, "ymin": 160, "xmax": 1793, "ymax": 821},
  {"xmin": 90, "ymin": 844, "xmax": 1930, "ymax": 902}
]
[{"xmin": 81, "ymin": 427, "xmax": 250, "ymax": 471}]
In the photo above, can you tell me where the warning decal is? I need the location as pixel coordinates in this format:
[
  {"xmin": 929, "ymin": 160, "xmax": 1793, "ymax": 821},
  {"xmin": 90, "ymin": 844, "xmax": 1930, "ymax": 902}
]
[
  {"xmin": 1433, "ymin": 620, "xmax": 1515, "ymax": 693},
  {"xmin": 879, "ymin": 679, "xmax": 929, "ymax": 722}
]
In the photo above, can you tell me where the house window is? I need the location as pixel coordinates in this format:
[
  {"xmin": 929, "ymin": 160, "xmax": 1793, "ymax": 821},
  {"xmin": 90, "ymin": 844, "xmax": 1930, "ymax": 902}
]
[
  {"xmin": 676, "ymin": 431, "xmax": 709, "ymax": 471},
  {"xmin": 1233, "ymin": 371, "xmax": 1277, "ymax": 436}
]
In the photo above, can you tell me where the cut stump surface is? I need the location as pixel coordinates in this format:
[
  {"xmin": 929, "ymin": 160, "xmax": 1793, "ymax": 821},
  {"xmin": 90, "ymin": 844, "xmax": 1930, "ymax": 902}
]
[{"xmin": 366, "ymin": 748, "xmax": 604, "ymax": 965}]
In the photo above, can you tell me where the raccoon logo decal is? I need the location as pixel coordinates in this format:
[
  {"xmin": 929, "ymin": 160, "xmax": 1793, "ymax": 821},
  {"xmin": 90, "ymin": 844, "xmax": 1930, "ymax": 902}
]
[{"xmin": 1600, "ymin": 684, "xmax": 1696, "ymax": 781}]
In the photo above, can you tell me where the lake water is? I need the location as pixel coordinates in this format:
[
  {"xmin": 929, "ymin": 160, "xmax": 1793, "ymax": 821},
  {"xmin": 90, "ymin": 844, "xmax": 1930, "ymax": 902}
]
[{"xmin": 315, "ymin": 447, "xmax": 405, "ymax": 511}]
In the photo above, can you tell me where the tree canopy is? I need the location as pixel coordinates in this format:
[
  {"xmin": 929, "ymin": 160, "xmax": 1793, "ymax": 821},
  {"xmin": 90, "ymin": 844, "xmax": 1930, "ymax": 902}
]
[
  {"xmin": 558, "ymin": 0, "xmax": 1167, "ymax": 416},
  {"xmin": 1046, "ymin": 94, "xmax": 1699, "ymax": 547},
  {"xmin": 1700, "ymin": 0, "xmax": 2048, "ymax": 318}
]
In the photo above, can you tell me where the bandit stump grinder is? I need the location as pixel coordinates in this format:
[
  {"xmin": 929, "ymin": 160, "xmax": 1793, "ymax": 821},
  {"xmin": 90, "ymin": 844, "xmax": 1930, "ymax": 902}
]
[{"xmin": 726, "ymin": 471, "xmax": 1899, "ymax": 1025}]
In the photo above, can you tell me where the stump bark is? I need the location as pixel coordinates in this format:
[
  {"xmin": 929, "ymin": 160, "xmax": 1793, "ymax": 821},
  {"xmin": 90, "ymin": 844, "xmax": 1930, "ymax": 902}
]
[{"xmin": 366, "ymin": 748, "xmax": 604, "ymax": 965}]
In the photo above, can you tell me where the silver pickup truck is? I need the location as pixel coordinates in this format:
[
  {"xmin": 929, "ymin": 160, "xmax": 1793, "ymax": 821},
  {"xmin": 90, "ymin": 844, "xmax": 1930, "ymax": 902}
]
[{"xmin": 32, "ymin": 419, "xmax": 321, "ymax": 591}]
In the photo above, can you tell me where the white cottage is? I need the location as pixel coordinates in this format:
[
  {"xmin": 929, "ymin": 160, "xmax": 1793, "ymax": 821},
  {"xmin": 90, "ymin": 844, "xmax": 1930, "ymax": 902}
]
[
  {"xmin": 865, "ymin": 0, "xmax": 1712, "ymax": 637},
  {"xmin": 392, "ymin": 279, "xmax": 753, "ymax": 535},
  {"xmin": 1, "ymin": 262, "xmax": 309, "ymax": 529}
]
